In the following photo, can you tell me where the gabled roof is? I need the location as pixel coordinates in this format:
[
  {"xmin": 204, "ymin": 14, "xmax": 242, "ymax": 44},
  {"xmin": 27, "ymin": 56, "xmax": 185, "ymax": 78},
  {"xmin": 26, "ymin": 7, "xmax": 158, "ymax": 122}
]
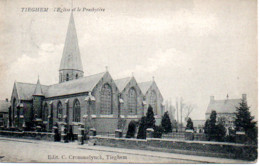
[
  {"xmin": 59, "ymin": 12, "xmax": 83, "ymax": 71},
  {"xmin": 138, "ymin": 81, "xmax": 153, "ymax": 94},
  {"xmin": 14, "ymin": 72, "xmax": 106, "ymax": 100},
  {"xmin": 33, "ymin": 78, "xmax": 44, "ymax": 96},
  {"xmin": 45, "ymin": 72, "xmax": 105, "ymax": 98},
  {"xmin": 114, "ymin": 77, "xmax": 132, "ymax": 92},
  {"xmin": 192, "ymin": 120, "xmax": 205, "ymax": 127},
  {"xmin": 0, "ymin": 100, "xmax": 10, "ymax": 113},
  {"xmin": 206, "ymin": 99, "xmax": 242, "ymax": 114},
  {"xmin": 15, "ymin": 82, "xmax": 49, "ymax": 100}
]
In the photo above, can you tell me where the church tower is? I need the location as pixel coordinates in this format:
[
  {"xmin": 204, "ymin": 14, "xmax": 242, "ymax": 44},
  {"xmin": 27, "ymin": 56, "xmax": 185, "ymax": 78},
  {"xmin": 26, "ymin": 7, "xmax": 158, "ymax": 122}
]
[{"xmin": 59, "ymin": 12, "xmax": 84, "ymax": 83}]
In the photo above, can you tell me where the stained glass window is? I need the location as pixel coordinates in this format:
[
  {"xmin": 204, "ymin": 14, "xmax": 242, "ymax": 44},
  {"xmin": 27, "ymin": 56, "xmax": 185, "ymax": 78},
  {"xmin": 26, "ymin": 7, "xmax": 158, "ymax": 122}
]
[
  {"xmin": 57, "ymin": 102, "xmax": 63, "ymax": 121},
  {"xmin": 73, "ymin": 99, "xmax": 81, "ymax": 122},
  {"xmin": 149, "ymin": 90, "xmax": 157, "ymax": 115},
  {"xmin": 128, "ymin": 87, "xmax": 137, "ymax": 115},
  {"xmin": 43, "ymin": 103, "xmax": 48, "ymax": 121},
  {"xmin": 100, "ymin": 84, "xmax": 112, "ymax": 115}
]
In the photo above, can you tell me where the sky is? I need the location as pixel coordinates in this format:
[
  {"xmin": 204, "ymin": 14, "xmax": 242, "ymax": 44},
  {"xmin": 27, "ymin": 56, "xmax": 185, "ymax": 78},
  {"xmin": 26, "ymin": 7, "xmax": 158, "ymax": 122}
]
[{"xmin": 0, "ymin": 0, "xmax": 257, "ymax": 121}]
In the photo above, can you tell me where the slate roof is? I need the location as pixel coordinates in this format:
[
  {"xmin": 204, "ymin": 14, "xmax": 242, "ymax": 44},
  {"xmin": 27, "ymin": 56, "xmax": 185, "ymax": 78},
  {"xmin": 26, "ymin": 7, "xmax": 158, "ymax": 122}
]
[
  {"xmin": 206, "ymin": 99, "xmax": 242, "ymax": 114},
  {"xmin": 138, "ymin": 81, "xmax": 153, "ymax": 94},
  {"xmin": 114, "ymin": 77, "xmax": 132, "ymax": 92},
  {"xmin": 45, "ymin": 72, "xmax": 105, "ymax": 98},
  {"xmin": 193, "ymin": 120, "xmax": 205, "ymax": 127},
  {"xmin": 15, "ymin": 72, "xmax": 106, "ymax": 99},
  {"xmin": 16, "ymin": 82, "xmax": 49, "ymax": 100},
  {"xmin": 59, "ymin": 12, "xmax": 83, "ymax": 71},
  {"xmin": 0, "ymin": 100, "xmax": 11, "ymax": 113},
  {"xmin": 33, "ymin": 79, "xmax": 44, "ymax": 96}
]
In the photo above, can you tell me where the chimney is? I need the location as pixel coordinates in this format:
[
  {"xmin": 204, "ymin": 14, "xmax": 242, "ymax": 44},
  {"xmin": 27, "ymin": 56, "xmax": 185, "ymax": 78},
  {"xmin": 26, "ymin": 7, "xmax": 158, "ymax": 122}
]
[
  {"xmin": 210, "ymin": 96, "xmax": 214, "ymax": 102},
  {"xmin": 242, "ymin": 94, "xmax": 247, "ymax": 101},
  {"xmin": 5, "ymin": 98, "xmax": 8, "ymax": 102}
]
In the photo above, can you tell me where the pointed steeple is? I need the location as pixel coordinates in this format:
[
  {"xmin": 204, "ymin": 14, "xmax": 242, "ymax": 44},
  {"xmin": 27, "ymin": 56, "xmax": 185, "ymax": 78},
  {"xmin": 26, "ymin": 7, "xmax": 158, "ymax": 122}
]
[
  {"xmin": 60, "ymin": 12, "xmax": 83, "ymax": 71},
  {"xmin": 33, "ymin": 77, "xmax": 44, "ymax": 96},
  {"xmin": 59, "ymin": 12, "xmax": 84, "ymax": 83}
]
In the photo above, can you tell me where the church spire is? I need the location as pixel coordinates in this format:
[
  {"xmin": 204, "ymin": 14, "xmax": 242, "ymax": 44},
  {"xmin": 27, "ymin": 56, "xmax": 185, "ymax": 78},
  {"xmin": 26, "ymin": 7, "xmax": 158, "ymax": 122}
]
[
  {"xmin": 33, "ymin": 77, "xmax": 44, "ymax": 96},
  {"xmin": 59, "ymin": 12, "xmax": 84, "ymax": 83}
]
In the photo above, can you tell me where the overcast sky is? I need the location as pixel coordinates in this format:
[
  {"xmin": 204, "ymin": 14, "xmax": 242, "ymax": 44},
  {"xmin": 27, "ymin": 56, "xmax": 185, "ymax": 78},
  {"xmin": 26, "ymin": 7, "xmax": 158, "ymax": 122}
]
[{"xmin": 0, "ymin": 0, "xmax": 257, "ymax": 120}]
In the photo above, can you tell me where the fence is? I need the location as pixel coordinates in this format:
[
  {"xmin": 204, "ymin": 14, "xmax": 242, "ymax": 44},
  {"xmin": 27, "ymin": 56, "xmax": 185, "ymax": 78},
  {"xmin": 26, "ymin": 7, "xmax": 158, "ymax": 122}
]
[{"xmin": 162, "ymin": 132, "xmax": 207, "ymax": 141}]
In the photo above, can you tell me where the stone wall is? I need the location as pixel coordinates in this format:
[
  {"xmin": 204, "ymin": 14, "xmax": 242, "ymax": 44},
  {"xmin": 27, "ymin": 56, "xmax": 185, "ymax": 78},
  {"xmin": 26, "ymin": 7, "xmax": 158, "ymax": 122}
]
[{"xmin": 0, "ymin": 130, "xmax": 54, "ymax": 141}]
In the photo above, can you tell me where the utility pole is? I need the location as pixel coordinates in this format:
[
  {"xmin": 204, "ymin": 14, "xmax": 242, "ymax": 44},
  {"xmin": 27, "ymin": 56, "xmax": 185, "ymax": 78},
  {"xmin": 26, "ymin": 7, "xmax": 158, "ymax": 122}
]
[
  {"xmin": 176, "ymin": 97, "xmax": 179, "ymax": 132},
  {"xmin": 180, "ymin": 97, "xmax": 183, "ymax": 132}
]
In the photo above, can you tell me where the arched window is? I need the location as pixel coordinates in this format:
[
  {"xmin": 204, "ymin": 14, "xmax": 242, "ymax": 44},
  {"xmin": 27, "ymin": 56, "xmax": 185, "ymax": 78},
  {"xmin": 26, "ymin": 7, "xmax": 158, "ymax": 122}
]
[
  {"xmin": 57, "ymin": 101, "xmax": 63, "ymax": 121},
  {"xmin": 66, "ymin": 74, "xmax": 69, "ymax": 81},
  {"xmin": 149, "ymin": 90, "xmax": 157, "ymax": 114},
  {"xmin": 73, "ymin": 99, "xmax": 81, "ymax": 122},
  {"xmin": 76, "ymin": 74, "xmax": 78, "ymax": 79},
  {"xmin": 43, "ymin": 103, "xmax": 48, "ymax": 121},
  {"xmin": 12, "ymin": 98, "xmax": 17, "ymax": 122},
  {"xmin": 128, "ymin": 87, "xmax": 137, "ymax": 114},
  {"xmin": 100, "ymin": 84, "xmax": 112, "ymax": 115}
]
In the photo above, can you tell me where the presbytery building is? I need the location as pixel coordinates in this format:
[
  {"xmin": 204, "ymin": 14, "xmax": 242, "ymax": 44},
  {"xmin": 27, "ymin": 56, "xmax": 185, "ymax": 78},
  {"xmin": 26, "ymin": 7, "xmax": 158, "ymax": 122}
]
[
  {"xmin": 205, "ymin": 94, "xmax": 247, "ymax": 130},
  {"xmin": 9, "ymin": 12, "xmax": 164, "ymax": 133}
]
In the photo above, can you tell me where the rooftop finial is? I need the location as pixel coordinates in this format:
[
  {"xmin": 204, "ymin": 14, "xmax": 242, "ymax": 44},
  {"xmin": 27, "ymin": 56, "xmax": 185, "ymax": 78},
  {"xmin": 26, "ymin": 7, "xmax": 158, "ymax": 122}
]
[
  {"xmin": 131, "ymin": 72, "xmax": 134, "ymax": 77},
  {"xmin": 152, "ymin": 76, "xmax": 155, "ymax": 81},
  {"xmin": 105, "ymin": 66, "xmax": 108, "ymax": 72}
]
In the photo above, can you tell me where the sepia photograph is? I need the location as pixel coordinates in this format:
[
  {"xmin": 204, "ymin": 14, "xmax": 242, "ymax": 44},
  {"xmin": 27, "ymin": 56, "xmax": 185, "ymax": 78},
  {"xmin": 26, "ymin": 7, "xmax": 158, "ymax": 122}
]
[{"xmin": 0, "ymin": 0, "xmax": 258, "ymax": 164}]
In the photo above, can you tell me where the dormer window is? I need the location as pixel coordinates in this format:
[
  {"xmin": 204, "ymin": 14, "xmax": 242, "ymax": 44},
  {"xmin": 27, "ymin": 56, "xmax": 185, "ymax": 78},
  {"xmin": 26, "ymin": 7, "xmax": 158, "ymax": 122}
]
[
  {"xmin": 66, "ymin": 74, "xmax": 69, "ymax": 81},
  {"xmin": 76, "ymin": 74, "xmax": 78, "ymax": 79}
]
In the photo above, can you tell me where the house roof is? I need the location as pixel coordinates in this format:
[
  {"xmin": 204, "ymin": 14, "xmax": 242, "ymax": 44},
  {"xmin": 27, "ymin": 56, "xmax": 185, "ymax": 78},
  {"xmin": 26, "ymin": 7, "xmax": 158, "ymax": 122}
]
[
  {"xmin": 0, "ymin": 100, "xmax": 11, "ymax": 113},
  {"xmin": 192, "ymin": 120, "xmax": 205, "ymax": 127},
  {"xmin": 59, "ymin": 12, "xmax": 83, "ymax": 71},
  {"xmin": 206, "ymin": 99, "xmax": 242, "ymax": 114},
  {"xmin": 45, "ymin": 72, "xmax": 105, "ymax": 98},
  {"xmin": 114, "ymin": 77, "xmax": 132, "ymax": 92},
  {"xmin": 138, "ymin": 81, "xmax": 153, "ymax": 94},
  {"xmin": 16, "ymin": 82, "xmax": 49, "ymax": 100}
]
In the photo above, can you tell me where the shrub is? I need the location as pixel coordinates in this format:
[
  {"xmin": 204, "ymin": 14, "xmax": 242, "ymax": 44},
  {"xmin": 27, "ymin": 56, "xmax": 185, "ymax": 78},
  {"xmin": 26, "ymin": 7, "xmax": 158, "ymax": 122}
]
[{"xmin": 126, "ymin": 120, "xmax": 137, "ymax": 138}]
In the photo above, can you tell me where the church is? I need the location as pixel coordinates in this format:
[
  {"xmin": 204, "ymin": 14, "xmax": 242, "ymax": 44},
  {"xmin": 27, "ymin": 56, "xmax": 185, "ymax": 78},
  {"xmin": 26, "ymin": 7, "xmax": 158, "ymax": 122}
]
[{"xmin": 9, "ymin": 13, "xmax": 164, "ymax": 134}]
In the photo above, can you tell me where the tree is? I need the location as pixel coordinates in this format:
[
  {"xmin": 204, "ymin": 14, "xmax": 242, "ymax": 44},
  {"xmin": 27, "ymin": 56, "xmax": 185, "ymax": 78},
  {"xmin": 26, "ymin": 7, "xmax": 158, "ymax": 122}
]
[
  {"xmin": 153, "ymin": 125, "xmax": 164, "ymax": 138},
  {"xmin": 204, "ymin": 110, "xmax": 218, "ymax": 141},
  {"xmin": 146, "ymin": 105, "xmax": 155, "ymax": 128},
  {"xmin": 161, "ymin": 111, "xmax": 172, "ymax": 133},
  {"xmin": 215, "ymin": 122, "xmax": 226, "ymax": 142},
  {"xmin": 126, "ymin": 121, "xmax": 137, "ymax": 138},
  {"xmin": 137, "ymin": 116, "xmax": 147, "ymax": 139},
  {"xmin": 235, "ymin": 99, "xmax": 257, "ymax": 143},
  {"xmin": 184, "ymin": 104, "xmax": 195, "ymax": 120},
  {"xmin": 185, "ymin": 117, "xmax": 194, "ymax": 130}
]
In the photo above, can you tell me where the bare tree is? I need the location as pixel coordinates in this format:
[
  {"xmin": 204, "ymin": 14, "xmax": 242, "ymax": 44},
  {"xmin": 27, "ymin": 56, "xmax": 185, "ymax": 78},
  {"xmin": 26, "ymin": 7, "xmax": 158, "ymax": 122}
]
[{"xmin": 184, "ymin": 104, "xmax": 195, "ymax": 120}]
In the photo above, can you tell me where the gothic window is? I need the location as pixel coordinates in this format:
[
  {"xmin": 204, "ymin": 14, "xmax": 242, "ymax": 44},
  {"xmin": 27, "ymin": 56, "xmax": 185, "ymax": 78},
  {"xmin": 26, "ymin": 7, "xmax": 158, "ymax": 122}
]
[
  {"xmin": 57, "ymin": 101, "xmax": 63, "ymax": 121},
  {"xmin": 66, "ymin": 102, "xmax": 69, "ymax": 123},
  {"xmin": 128, "ymin": 87, "xmax": 137, "ymax": 115},
  {"xmin": 12, "ymin": 98, "xmax": 17, "ymax": 121},
  {"xmin": 66, "ymin": 74, "xmax": 69, "ymax": 81},
  {"xmin": 76, "ymin": 74, "xmax": 78, "ymax": 79},
  {"xmin": 73, "ymin": 99, "xmax": 81, "ymax": 122},
  {"xmin": 149, "ymin": 90, "xmax": 157, "ymax": 114},
  {"xmin": 43, "ymin": 103, "xmax": 48, "ymax": 121},
  {"xmin": 100, "ymin": 83, "xmax": 112, "ymax": 115}
]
